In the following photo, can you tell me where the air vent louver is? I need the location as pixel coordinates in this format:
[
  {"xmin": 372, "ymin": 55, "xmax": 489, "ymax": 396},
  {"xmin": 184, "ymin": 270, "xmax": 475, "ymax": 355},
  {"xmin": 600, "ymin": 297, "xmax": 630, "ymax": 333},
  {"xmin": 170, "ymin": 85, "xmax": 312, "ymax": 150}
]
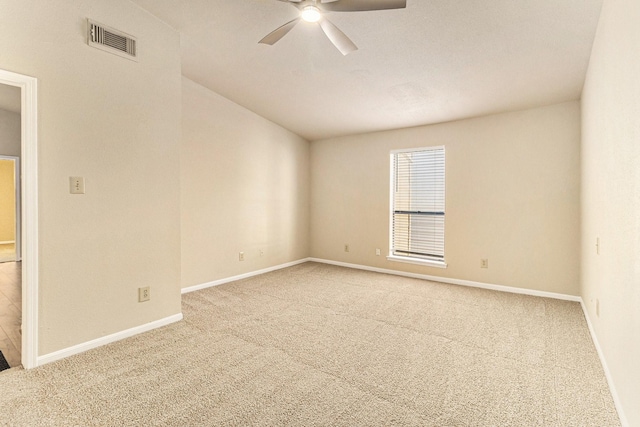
[{"xmin": 87, "ymin": 19, "xmax": 137, "ymax": 61}]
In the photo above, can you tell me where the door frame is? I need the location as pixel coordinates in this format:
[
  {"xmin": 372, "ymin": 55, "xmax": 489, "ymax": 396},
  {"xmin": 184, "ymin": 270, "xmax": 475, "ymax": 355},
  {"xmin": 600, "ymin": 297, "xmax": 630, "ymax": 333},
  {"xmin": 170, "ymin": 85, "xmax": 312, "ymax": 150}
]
[
  {"xmin": 0, "ymin": 155, "xmax": 20, "ymax": 262},
  {"xmin": 0, "ymin": 69, "xmax": 38, "ymax": 369}
]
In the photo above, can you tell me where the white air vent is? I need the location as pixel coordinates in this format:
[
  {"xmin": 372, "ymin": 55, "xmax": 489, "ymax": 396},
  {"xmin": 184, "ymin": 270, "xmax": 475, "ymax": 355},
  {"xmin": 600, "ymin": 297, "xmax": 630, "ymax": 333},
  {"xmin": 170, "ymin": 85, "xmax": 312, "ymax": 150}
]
[{"xmin": 87, "ymin": 19, "xmax": 137, "ymax": 61}]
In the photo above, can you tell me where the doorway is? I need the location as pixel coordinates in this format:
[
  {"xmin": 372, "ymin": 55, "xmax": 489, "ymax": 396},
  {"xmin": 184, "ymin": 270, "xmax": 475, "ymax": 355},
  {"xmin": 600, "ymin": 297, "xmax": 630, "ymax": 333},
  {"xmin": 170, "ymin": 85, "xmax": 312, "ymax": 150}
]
[
  {"xmin": 0, "ymin": 85, "xmax": 22, "ymax": 368},
  {"xmin": 0, "ymin": 70, "xmax": 38, "ymax": 369}
]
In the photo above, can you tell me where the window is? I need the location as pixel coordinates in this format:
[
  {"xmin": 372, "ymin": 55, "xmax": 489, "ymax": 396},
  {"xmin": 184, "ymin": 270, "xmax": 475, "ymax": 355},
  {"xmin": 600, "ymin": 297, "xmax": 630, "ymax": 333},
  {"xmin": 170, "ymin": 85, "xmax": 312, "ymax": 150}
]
[{"xmin": 389, "ymin": 146, "xmax": 446, "ymax": 268}]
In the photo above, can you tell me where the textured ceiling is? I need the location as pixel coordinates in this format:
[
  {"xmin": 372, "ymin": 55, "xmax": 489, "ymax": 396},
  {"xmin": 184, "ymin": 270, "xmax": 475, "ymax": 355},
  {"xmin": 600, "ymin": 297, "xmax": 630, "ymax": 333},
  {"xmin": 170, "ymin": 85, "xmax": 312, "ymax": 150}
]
[{"xmin": 131, "ymin": 0, "xmax": 603, "ymax": 141}]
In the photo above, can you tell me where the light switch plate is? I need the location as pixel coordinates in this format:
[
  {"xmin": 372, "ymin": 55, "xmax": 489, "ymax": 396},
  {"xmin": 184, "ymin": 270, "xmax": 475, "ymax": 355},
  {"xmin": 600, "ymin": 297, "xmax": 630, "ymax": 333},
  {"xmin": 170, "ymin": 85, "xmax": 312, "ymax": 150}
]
[{"xmin": 70, "ymin": 177, "xmax": 85, "ymax": 194}]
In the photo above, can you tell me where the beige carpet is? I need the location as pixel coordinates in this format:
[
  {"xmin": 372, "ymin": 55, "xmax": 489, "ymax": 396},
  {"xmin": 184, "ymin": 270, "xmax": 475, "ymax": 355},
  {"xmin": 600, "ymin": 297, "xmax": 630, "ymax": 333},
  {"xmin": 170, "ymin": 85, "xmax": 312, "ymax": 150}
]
[{"xmin": 0, "ymin": 262, "xmax": 620, "ymax": 426}]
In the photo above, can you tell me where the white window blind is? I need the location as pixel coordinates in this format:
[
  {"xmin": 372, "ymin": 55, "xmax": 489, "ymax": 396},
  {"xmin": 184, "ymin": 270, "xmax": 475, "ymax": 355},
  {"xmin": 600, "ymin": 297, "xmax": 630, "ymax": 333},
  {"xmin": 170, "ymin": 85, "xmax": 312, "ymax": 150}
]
[{"xmin": 391, "ymin": 146, "xmax": 445, "ymax": 262}]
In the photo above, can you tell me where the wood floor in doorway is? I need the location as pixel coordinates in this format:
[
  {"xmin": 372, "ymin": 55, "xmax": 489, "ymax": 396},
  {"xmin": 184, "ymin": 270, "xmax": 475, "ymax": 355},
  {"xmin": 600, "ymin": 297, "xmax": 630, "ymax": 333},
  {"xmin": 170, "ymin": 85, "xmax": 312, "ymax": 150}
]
[{"xmin": 0, "ymin": 261, "xmax": 21, "ymax": 367}]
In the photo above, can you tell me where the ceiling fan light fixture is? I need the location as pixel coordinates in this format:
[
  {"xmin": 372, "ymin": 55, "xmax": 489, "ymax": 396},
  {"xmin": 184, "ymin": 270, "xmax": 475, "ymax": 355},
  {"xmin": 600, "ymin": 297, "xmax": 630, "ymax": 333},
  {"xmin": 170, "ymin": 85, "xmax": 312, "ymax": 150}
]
[{"xmin": 301, "ymin": 6, "xmax": 322, "ymax": 23}]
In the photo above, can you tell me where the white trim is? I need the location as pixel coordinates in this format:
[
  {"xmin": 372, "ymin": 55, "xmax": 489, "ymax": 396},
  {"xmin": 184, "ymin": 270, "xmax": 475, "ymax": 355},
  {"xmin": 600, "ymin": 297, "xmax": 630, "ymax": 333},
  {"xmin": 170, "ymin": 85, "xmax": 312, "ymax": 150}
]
[
  {"xmin": 389, "ymin": 153, "xmax": 394, "ymax": 267},
  {"xmin": 13, "ymin": 156, "xmax": 21, "ymax": 263},
  {"xmin": 0, "ymin": 69, "xmax": 38, "ymax": 369},
  {"xmin": 309, "ymin": 258, "xmax": 581, "ymax": 302},
  {"xmin": 181, "ymin": 258, "xmax": 311, "ymax": 294},
  {"xmin": 390, "ymin": 145, "xmax": 445, "ymax": 154},
  {"xmin": 37, "ymin": 313, "xmax": 183, "ymax": 366},
  {"xmin": 579, "ymin": 300, "xmax": 629, "ymax": 427},
  {"xmin": 387, "ymin": 255, "xmax": 447, "ymax": 269}
]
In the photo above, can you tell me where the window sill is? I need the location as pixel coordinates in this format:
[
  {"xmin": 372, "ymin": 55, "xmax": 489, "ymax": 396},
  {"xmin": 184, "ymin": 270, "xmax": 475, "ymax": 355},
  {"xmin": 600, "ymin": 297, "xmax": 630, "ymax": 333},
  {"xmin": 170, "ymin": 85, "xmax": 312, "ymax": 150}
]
[{"xmin": 386, "ymin": 255, "xmax": 447, "ymax": 269}]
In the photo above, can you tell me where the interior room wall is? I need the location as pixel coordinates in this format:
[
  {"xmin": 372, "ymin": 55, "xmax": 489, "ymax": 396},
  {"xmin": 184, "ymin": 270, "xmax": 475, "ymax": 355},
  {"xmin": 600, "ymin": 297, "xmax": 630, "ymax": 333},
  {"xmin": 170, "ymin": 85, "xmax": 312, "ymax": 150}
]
[
  {"xmin": 0, "ymin": 108, "xmax": 20, "ymax": 157},
  {"xmin": 581, "ymin": 0, "xmax": 640, "ymax": 424},
  {"xmin": 0, "ymin": 160, "xmax": 15, "ymax": 242},
  {"xmin": 311, "ymin": 101, "xmax": 581, "ymax": 295},
  {"xmin": 181, "ymin": 77, "xmax": 310, "ymax": 289},
  {"xmin": 0, "ymin": 0, "xmax": 182, "ymax": 355},
  {"xmin": 0, "ymin": 108, "xmax": 20, "ymax": 256}
]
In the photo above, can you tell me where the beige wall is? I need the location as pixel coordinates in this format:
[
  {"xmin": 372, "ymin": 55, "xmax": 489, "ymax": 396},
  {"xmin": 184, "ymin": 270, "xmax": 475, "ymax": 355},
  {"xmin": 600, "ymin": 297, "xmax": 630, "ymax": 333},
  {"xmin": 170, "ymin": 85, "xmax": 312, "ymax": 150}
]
[
  {"xmin": 181, "ymin": 77, "xmax": 310, "ymax": 288},
  {"xmin": 311, "ymin": 101, "xmax": 581, "ymax": 295},
  {"xmin": 0, "ymin": 107, "xmax": 20, "ymax": 157},
  {"xmin": 581, "ymin": 0, "xmax": 640, "ymax": 424},
  {"xmin": 0, "ymin": 159, "xmax": 15, "ymax": 242},
  {"xmin": 0, "ymin": 0, "xmax": 182, "ymax": 355},
  {"xmin": 0, "ymin": 107, "xmax": 20, "ymax": 250}
]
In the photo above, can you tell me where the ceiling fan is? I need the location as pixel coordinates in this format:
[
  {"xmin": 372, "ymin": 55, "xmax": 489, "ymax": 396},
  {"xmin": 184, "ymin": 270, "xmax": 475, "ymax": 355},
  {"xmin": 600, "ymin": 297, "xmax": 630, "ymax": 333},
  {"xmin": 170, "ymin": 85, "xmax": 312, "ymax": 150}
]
[{"xmin": 259, "ymin": 0, "xmax": 407, "ymax": 55}]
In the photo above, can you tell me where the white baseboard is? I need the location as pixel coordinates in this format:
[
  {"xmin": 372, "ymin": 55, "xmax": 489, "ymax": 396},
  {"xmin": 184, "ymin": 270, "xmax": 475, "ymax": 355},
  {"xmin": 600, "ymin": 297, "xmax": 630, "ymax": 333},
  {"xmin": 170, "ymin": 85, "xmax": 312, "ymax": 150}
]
[
  {"xmin": 309, "ymin": 258, "xmax": 581, "ymax": 302},
  {"xmin": 35, "ymin": 258, "xmax": 623, "ymax": 423},
  {"xmin": 37, "ymin": 313, "xmax": 183, "ymax": 367},
  {"xmin": 579, "ymin": 300, "xmax": 629, "ymax": 427},
  {"xmin": 181, "ymin": 258, "xmax": 312, "ymax": 294}
]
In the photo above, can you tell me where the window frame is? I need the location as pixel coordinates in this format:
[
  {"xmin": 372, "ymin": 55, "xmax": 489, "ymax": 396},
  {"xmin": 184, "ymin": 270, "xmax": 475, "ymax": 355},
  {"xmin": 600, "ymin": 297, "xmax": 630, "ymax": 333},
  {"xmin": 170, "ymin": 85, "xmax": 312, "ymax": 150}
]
[{"xmin": 387, "ymin": 146, "xmax": 447, "ymax": 269}]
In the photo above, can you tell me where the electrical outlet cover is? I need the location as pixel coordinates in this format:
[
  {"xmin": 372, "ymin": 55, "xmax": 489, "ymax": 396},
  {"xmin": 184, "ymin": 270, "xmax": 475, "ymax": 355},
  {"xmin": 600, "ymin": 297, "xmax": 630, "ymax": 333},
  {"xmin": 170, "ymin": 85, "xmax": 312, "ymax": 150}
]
[
  {"xmin": 138, "ymin": 287, "xmax": 150, "ymax": 302},
  {"xmin": 69, "ymin": 176, "xmax": 85, "ymax": 194}
]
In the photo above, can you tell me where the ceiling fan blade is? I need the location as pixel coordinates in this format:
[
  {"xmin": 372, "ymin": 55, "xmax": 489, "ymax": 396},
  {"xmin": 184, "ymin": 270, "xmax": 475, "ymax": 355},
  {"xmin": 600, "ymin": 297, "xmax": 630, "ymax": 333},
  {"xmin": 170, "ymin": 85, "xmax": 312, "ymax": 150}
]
[
  {"xmin": 321, "ymin": 0, "xmax": 406, "ymax": 12},
  {"xmin": 259, "ymin": 18, "xmax": 301, "ymax": 45},
  {"xmin": 275, "ymin": 0, "xmax": 303, "ymax": 6},
  {"xmin": 319, "ymin": 18, "xmax": 357, "ymax": 55}
]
